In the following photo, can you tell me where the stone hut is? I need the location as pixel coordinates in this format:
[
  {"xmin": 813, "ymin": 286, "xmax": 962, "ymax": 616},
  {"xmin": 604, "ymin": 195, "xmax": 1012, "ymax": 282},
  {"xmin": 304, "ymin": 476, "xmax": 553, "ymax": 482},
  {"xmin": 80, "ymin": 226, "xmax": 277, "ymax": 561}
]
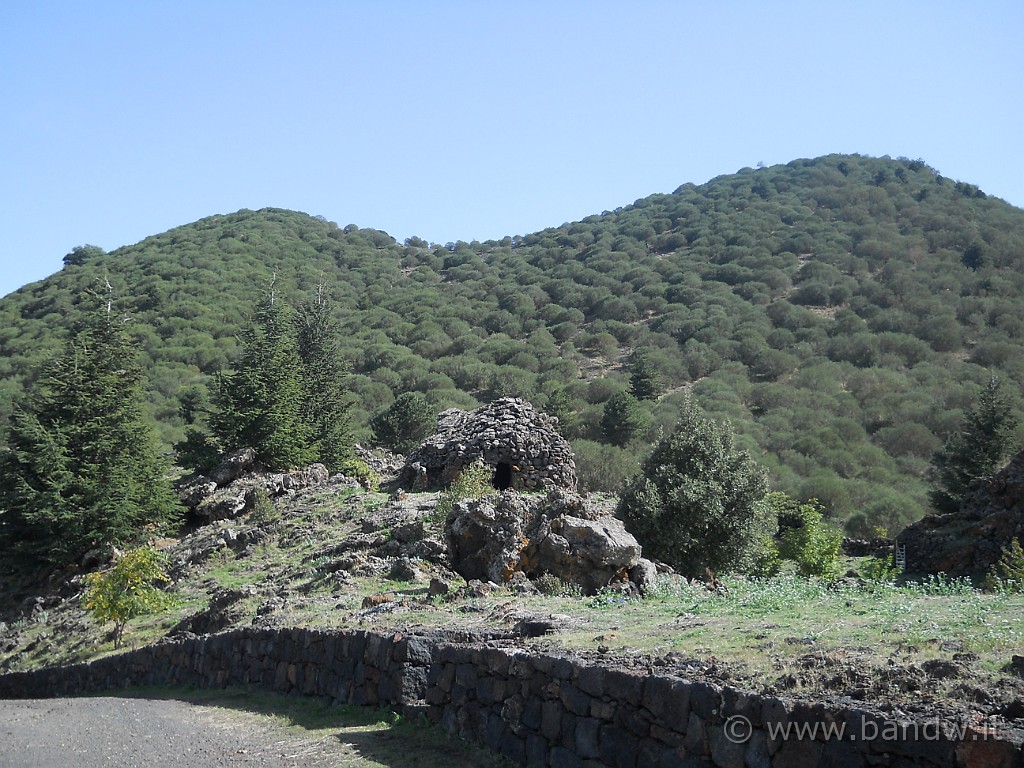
[
  {"xmin": 400, "ymin": 397, "xmax": 577, "ymax": 491},
  {"xmin": 899, "ymin": 447, "xmax": 1024, "ymax": 577}
]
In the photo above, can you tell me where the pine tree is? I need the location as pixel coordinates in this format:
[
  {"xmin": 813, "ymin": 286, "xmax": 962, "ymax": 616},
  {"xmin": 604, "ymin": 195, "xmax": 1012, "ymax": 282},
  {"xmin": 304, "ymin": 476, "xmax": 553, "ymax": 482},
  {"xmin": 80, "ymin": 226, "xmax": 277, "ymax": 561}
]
[
  {"xmin": 929, "ymin": 376, "xmax": 1019, "ymax": 513},
  {"xmin": 296, "ymin": 287, "xmax": 354, "ymax": 471},
  {"xmin": 600, "ymin": 390, "xmax": 646, "ymax": 447},
  {"xmin": 211, "ymin": 287, "xmax": 315, "ymax": 470},
  {"xmin": 0, "ymin": 295, "xmax": 181, "ymax": 566},
  {"xmin": 617, "ymin": 400, "xmax": 770, "ymax": 578},
  {"xmin": 629, "ymin": 349, "xmax": 662, "ymax": 401},
  {"xmin": 370, "ymin": 392, "xmax": 436, "ymax": 454}
]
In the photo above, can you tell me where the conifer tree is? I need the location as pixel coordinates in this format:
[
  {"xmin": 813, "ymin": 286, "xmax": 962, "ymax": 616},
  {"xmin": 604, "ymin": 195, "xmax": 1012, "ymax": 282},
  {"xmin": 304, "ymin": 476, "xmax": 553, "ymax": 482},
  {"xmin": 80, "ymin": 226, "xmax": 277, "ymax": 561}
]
[
  {"xmin": 929, "ymin": 375, "xmax": 1019, "ymax": 513},
  {"xmin": 370, "ymin": 392, "xmax": 436, "ymax": 454},
  {"xmin": 600, "ymin": 390, "xmax": 646, "ymax": 447},
  {"xmin": 0, "ymin": 294, "xmax": 181, "ymax": 566},
  {"xmin": 629, "ymin": 349, "xmax": 662, "ymax": 401},
  {"xmin": 211, "ymin": 285, "xmax": 315, "ymax": 470},
  {"xmin": 296, "ymin": 286, "xmax": 354, "ymax": 471}
]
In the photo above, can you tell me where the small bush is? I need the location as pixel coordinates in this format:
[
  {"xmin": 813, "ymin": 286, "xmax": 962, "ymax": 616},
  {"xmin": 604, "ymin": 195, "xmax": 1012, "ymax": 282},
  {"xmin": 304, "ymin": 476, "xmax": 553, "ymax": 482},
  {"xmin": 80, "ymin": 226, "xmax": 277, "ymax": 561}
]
[
  {"xmin": 430, "ymin": 462, "xmax": 494, "ymax": 525},
  {"xmin": 985, "ymin": 538, "xmax": 1024, "ymax": 593},
  {"xmin": 337, "ymin": 458, "xmax": 380, "ymax": 492},
  {"xmin": 247, "ymin": 486, "xmax": 279, "ymax": 526},
  {"xmin": 84, "ymin": 547, "xmax": 172, "ymax": 649},
  {"xmin": 773, "ymin": 496, "xmax": 843, "ymax": 580},
  {"xmin": 571, "ymin": 439, "xmax": 640, "ymax": 494},
  {"xmin": 746, "ymin": 537, "xmax": 782, "ymax": 579},
  {"xmin": 534, "ymin": 573, "xmax": 582, "ymax": 598},
  {"xmin": 861, "ymin": 555, "xmax": 901, "ymax": 583}
]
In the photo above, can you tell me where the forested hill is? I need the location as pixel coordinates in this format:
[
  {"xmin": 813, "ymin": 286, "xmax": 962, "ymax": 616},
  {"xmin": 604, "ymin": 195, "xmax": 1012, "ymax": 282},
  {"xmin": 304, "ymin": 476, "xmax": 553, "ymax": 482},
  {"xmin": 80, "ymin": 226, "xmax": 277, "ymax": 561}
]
[{"xmin": 2, "ymin": 153, "xmax": 1024, "ymax": 536}]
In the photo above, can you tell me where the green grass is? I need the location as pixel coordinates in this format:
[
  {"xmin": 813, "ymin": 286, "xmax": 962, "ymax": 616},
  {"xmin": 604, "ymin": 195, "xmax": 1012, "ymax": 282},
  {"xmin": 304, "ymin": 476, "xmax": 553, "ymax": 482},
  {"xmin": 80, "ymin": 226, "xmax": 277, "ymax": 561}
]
[{"xmin": 4, "ymin": 484, "xmax": 1022, "ymax": 711}]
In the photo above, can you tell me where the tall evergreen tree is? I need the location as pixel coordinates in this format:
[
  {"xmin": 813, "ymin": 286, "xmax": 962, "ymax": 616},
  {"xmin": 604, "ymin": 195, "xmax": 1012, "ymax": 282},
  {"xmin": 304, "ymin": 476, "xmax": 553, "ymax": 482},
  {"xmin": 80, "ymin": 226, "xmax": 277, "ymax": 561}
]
[
  {"xmin": 0, "ymin": 295, "xmax": 181, "ymax": 566},
  {"xmin": 600, "ymin": 390, "xmax": 646, "ymax": 447},
  {"xmin": 929, "ymin": 375, "xmax": 1019, "ymax": 513},
  {"xmin": 296, "ymin": 287, "xmax": 354, "ymax": 471},
  {"xmin": 211, "ymin": 286, "xmax": 315, "ymax": 470},
  {"xmin": 629, "ymin": 349, "xmax": 662, "ymax": 401}
]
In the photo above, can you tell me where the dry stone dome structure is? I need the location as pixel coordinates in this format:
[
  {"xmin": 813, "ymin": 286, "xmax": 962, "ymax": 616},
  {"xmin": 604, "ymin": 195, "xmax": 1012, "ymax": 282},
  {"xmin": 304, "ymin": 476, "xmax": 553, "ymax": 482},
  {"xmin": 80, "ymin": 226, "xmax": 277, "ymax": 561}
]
[
  {"xmin": 399, "ymin": 397, "xmax": 577, "ymax": 491},
  {"xmin": 899, "ymin": 447, "xmax": 1024, "ymax": 577}
]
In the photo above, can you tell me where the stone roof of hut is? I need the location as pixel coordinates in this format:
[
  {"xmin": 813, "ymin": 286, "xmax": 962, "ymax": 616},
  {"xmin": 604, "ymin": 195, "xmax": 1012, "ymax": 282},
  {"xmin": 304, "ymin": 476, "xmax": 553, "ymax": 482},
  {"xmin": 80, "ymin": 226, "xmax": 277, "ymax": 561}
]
[{"xmin": 401, "ymin": 397, "xmax": 577, "ymax": 491}]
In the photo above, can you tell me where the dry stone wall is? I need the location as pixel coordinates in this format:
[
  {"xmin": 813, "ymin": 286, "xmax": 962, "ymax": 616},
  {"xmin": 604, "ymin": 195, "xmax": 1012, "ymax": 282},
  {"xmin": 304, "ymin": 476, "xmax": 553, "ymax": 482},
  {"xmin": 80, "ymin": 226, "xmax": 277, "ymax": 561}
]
[
  {"xmin": 401, "ymin": 398, "xmax": 577, "ymax": 491},
  {"xmin": 1, "ymin": 627, "xmax": 1020, "ymax": 768},
  {"xmin": 900, "ymin": 448, "xmax": 1024, "ymax": 577}
]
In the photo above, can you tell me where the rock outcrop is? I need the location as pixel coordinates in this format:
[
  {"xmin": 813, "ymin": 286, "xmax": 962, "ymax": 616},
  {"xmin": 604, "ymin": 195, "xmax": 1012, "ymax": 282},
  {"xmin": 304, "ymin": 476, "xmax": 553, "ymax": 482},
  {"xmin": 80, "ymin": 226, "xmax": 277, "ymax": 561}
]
[
  {"xmin": 445, "ymin": 488, "xmax": 657, "ymax": 595},
  {"xmin": 175, "ymin": 449, "xmax": 331, "ymax": 523},
  {"xmin": 899, "ymin": 448, "xmax": 1024, "ymax": 577},
  {"xmin": 400, "ymin": 397, "xmax": 577, "ymax": 492}
]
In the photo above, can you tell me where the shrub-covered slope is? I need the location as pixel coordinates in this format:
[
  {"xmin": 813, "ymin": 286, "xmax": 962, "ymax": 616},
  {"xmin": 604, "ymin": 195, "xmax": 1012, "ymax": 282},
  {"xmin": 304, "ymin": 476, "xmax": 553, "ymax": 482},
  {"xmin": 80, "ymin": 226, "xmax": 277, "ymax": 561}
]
[{"xmin": 2, "ymin": 153, "xmax": 1024, "ymax": 534}]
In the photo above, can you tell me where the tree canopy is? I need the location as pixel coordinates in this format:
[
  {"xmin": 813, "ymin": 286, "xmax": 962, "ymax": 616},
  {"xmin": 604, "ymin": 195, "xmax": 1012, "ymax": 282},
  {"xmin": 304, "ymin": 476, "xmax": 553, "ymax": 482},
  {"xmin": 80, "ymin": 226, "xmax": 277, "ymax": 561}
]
[
  {"xmin": 617, "ymin": 401, "xmax": 770, "ymax": 578},
  {"xmin": 2, "ymin": 154, "xmax": 1024, "ymax": 535}
]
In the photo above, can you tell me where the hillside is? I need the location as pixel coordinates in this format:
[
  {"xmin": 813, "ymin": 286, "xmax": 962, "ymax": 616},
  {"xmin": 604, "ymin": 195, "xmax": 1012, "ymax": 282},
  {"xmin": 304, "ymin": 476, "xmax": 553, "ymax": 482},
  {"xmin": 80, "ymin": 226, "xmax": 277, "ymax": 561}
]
[
  {"xmin": 2, "ymin": 473, "xmax": 1022, "ymax": 722},
  {"xmin": 2, "ymin": 153, "xmax": 1024, "ymax": 534}
]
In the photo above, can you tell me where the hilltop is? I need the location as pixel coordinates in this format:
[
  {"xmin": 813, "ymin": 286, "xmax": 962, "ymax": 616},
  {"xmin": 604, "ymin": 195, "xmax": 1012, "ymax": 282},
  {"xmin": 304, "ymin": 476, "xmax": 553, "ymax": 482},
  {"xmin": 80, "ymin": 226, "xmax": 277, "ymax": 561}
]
[{"xmin": 2, "ymin": 153, "xmax": 1024, "ymax": 535}]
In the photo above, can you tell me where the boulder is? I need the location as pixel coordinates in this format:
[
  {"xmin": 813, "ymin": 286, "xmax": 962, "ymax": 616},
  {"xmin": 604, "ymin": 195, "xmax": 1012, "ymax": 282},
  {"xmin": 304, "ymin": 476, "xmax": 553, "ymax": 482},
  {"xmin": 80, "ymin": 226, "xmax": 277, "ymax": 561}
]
[
  {"xmin": 445, "ymin": 489, "xmax": 654, "ymax": 595},
  {"xmin": 445, "ymin": 492, "xmax": 533, "ymax": 584},
  {"xmin": 207, "ymin": 447, "xmax": 258, "ymax": 486},
  {"xmin": 177, "ymin": 475, "xmax": 218, "ymax": 508},
  {"xmin": 176, "ymin": 448, "xmax": 331, "ymax": 524}
]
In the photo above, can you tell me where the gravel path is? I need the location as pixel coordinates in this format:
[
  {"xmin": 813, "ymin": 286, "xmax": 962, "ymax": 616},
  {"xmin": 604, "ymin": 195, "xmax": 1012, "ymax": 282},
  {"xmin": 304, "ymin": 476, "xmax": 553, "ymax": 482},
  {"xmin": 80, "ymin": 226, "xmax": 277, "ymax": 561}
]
[{"xmin": 0, "ymin": 697, "xmax": 340, "ymax": 768}]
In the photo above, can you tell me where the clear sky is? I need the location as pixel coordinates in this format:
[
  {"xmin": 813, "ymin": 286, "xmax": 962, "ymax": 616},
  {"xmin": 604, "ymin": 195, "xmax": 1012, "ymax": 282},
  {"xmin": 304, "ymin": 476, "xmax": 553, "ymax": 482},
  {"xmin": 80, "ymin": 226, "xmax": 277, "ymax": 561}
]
[{"xmin": 2, "ymin": 1, "xmax": 1022, "ymax": 298}]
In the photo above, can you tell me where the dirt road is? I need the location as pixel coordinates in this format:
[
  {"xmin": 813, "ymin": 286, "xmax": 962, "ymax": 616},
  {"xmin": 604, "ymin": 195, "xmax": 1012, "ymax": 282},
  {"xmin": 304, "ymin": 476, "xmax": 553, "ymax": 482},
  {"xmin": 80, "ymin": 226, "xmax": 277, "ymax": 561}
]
[{"xmin": 0, "ymin": 696, "xmax": 342, "ymax": 767}]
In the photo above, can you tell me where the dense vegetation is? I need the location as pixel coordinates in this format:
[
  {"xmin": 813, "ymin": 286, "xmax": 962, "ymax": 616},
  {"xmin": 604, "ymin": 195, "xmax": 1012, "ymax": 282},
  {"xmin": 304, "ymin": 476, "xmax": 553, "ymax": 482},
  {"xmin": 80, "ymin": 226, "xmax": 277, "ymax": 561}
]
[
  {"xmin": 2, "ymin": 154, "xmax": 1024, "ymax": 536},
  {"xmin": 0, "ymin": 297, "xmax": 181, "ymax": 564}
]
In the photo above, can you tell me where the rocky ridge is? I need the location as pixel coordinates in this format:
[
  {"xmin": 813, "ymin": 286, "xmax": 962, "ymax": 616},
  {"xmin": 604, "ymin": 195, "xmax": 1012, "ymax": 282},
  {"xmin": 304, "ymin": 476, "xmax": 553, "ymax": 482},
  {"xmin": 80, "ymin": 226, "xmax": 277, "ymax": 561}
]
[{"xmin": 900, "ymin": 448, "xmax": 1024, "ymax": 577}]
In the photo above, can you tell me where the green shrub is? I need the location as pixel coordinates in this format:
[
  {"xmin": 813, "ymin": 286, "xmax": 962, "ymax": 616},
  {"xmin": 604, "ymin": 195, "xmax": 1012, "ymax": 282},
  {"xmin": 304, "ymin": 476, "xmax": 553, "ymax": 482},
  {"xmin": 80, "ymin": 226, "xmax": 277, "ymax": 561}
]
[
  {"xmin": 861, "ymin": 555, "xmax": 901, "ymax": 583},
  {"xmin": 768, "ymin": 493, "xmax": 843, "ymax": 580},
  {"xmin": 746, "ymin": 537, "xmax": 783, "ymax": 579},
  {"xmin": 534, "ymin": 573, "xmax": 582, "ymax": 598},
  {"xmin": 247, "ymin": 486, "xmax": 280, "ymax": 526},
  {"xmin": 985, "ymin": 538, "xmax": 1024, "ymax": 593},
  {"xmin": 617, "ymin": 401, "xmax": 770, "ymax": 578},
  {"xmin": 337, "ymin": 458, "xmax": 380, "ymax": 491},
  {"xmin": 571, "ymin": 439, "xmax": 640, "ymax": 494},
  {"xmin": 430, "ymin": 462, "xmax": 494, "ymax": 525},
  {"xmin": 370, "ymin": 392, "xmax": 437, "ymax": 454},
  {"xmin": 84, "ymin": 547, "xmax": 171, "ymax": 649}
]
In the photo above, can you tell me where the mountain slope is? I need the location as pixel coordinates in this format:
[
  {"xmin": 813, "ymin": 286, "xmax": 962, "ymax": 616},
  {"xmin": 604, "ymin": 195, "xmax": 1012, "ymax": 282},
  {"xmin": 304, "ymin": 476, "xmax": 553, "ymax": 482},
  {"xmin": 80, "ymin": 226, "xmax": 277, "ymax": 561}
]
[{"xmin": 2, "ymin": 153, "xmax": 1024, "ymax": 534}]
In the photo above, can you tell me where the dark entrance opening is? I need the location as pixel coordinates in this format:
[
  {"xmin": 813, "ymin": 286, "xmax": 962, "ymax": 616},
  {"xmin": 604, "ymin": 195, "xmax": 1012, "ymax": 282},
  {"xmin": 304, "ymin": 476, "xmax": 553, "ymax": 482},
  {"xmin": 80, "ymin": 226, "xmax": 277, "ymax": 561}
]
[{"xmin": 493, "ymin": 462, "xmax": 512, "ymax": 490}]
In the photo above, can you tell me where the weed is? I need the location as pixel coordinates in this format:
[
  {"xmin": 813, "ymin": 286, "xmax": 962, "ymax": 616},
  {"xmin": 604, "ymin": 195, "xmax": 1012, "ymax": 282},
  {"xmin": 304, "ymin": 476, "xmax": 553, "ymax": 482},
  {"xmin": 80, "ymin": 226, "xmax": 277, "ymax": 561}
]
[
  {"xmin": 985, "ymin": 538, "xmax": 1024, "ymax": 594},
  {"xmin": 861, "ymin": 555, "xmax": 901, "ymax": 584},
  {"xmin": 427, "ymin": 462, "xmax": 494, "ymax": 526}
]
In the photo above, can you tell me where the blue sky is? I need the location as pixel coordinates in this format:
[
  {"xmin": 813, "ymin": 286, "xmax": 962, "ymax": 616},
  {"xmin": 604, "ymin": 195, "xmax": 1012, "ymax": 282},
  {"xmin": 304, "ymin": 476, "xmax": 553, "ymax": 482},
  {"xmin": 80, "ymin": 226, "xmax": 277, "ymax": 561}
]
[{"xmin": 2, "ymin": 1, "xmax": 1022, "ymax": 298}]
